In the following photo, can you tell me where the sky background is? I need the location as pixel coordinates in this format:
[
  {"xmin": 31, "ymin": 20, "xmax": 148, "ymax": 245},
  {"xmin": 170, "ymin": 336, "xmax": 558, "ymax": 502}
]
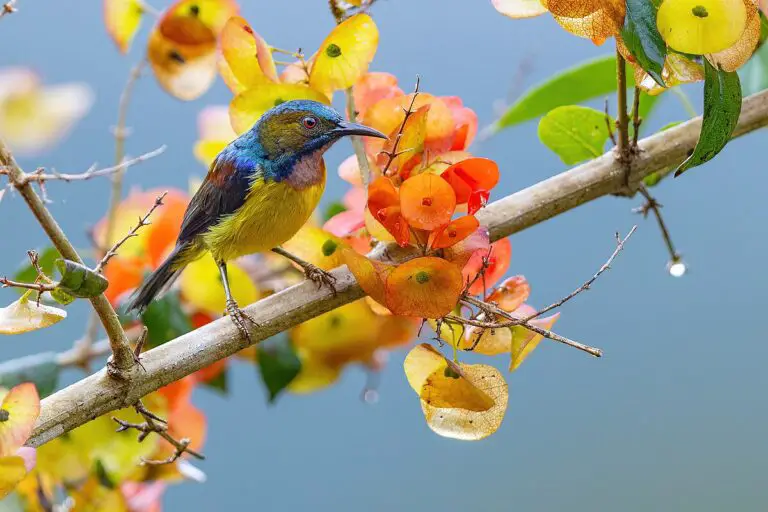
[{"xmin": 2, "ymin": 1, "xmax": 768, "ymax": 511}]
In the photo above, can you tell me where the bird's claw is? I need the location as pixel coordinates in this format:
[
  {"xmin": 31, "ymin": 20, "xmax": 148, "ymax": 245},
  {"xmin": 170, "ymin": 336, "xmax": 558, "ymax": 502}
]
[
  {"xmin": 304, "ymin": 264, "xmax": 337, "ymax": 295},
  {"xmin": 225, "ymin": 299, "xmax": 258, "ymax": 342}
]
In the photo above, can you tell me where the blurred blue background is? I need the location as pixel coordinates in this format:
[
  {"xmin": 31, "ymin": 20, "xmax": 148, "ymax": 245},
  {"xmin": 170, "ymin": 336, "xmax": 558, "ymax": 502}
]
[{"xmin": 2, "ymin": 1, "xmax": 768, "ymax": 510}]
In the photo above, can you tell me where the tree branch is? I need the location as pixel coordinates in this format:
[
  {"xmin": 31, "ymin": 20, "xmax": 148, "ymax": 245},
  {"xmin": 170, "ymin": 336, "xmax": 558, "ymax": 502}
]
[
  {"xmin": 27, "ymin": 89, "xmax": 768, "ymax": 448},
  {"xmin": 345, "ymin": 87, "xmax": 372, "ymax": 189},
  {"xmin": 0, "ymin": 138, "xmax": 137, "ymax": 376}
]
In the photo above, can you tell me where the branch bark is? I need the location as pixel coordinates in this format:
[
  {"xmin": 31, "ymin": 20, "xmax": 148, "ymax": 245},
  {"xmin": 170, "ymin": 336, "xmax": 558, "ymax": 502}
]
[{"xmin": 27, "ymin": 89, "xmax": 768, "ymax": 448}]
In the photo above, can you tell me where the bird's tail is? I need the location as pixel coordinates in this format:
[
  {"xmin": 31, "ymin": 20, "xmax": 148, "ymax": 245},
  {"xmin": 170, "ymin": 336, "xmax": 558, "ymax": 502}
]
[{"xmin": 124, "ymin": 242, "xmax": 192, "ymax": 314}]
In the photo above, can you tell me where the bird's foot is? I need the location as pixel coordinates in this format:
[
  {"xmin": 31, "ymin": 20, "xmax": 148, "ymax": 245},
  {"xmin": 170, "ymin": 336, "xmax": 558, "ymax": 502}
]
[
  {"xmin": 304, "ymin": 264, "xmax": 337, "ymax": 295},
  {"xmin": 225, "ymin": 299, "xmax": 258, "ymax": 342}
]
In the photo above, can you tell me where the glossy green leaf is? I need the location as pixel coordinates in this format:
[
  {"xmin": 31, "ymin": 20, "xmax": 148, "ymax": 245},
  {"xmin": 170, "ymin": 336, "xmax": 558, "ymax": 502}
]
[
  {"xmin": 140, "ymin": 292, "xmax": 192, "ymax": 348},
  {"xmin": 492, "ymin": 55, "xmax": 658, "ymax": 132},
  {"xmin": 621, "ymin": 0, "xmax": 666, "ymax": 86},
  {"xmin": 676, "ymin": 61, "xmax": 742, "ymax": 177},
  {"xmin": 0, "ymin": 352, "xmax": 59, "ymax": 398},
  {"xmin": 54, "ymin": 259, "xmax": 108, "ymax": 298},
  {"xmin": 538, "ymin": 106, "xmax": 615, "ymax": 165},
  {"xmin": 257, "ymin": 337, "xmax": 301, "ymax": 403}
]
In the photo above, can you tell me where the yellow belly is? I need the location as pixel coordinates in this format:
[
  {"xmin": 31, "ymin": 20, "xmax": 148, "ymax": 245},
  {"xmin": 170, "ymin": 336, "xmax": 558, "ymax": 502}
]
[{"xmin": 203, "ymin": 176, "xmax": 325, "ymax": 262}]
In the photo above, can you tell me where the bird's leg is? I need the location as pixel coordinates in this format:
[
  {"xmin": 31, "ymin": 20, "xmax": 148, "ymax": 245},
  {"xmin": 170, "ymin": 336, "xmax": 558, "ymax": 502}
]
[
  {"xmin": 272, "ymin": 247, "xmax": 337, "ymax": 295},
  {"xmin": 217, "ymin": 260, "xmax": 258, "ymax": 341}
]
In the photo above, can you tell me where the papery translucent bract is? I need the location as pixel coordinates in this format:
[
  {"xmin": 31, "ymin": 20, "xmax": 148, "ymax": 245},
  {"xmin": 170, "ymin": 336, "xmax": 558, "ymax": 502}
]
[
  {"xmin": 463, "ymin": 237, "xmax": 512, "ymax": 296},
  {"xmin": 308, "ymin": 13, "xmax": 379, "ymax": 96},
  {"xmin": 427, "ymin": 215, "xmax": 480, "ymax": 250},
  {"xmin": 399, "ymin": 173, "xmax": 456, "ymax": 231},
  {"xmin": 657, "ymin": 0, "xmax": 747, "ymax": 55},
  {"xmin": 282, "ymin": 226, "xmax": 347, "ymax": 271},
  {"xmin": 384, "ymin": 257, "xmax": 464, "ymax": 318},
  {"xmin": 379, "ymin": 104, "xmax": 429, "ymax": 177},
  {"xmin": 367, "ymin": 177, "xmax": 410, "ymax": 245},
  {"xmin": 421, "ymin": 362, "xmax": 508, "ymax": 441},
  {"xmin": 708, "ymin": 0, "xmax": 761, "ymax": 72},
  {"xmin": 0, "ymin": 384, "xmax": 40, "ymax": 456},
  {"xmin": 147, "ymin": 0, "xmax": 238, "ymax": 100},
  {"xmin": 0, "ymin": 69, "xmax": 93, "ymax": 155},
  {"xmin": 104, "ymin": 0, "xmax": 143, "ymax": 53},
  {"xmin": 439, "ymin": 158, "xmax": 500, "ymax": 210},
  {"xmin": 180, "ymin": 258, "xmax": 258, "ymax": 315},
  {"xmin": 461, "ymin": 324, "xmax": 513, "ymax": 356},
  {"xmin": 486, "ymin": 275, "xmax": 531, "ymax": 312},
  {"xmin": 229, "ymin": 83, "xmax": 330, "ymax": 134},
  {"xmin": 509, "ymin": 305, "xmax": 560, "ymax": 371},
  {"xmin": 442, "ymin": 96, "xmax": 479, "ymax": 150},
  {"xmin": 403, "ymin": 344, "xmax": 495, "ymax": 411},
  {"xmin": 0, "ymin": 294, "xmax": 67, "ymax": 335},
  {"xmin": 551, "ymin": 0, "xmax": 625, "ymax": 41},
  {"xmin": 443, "ymin": 226, "xmax": 490, "ymax": 269},
  {"xmin": 219, "ymin": 16, "xmax": 278, "ymax": 92},
  {"xmin": 342, "ymin": 248, "xmax": 394, "ymax": 306},
  {"xmin": 353, "ymin": 72, "xmax": 403, "ymax": 119},
  {"xmin": 492, "ymin": 0, "xmax": 548, "ymax": 18}
]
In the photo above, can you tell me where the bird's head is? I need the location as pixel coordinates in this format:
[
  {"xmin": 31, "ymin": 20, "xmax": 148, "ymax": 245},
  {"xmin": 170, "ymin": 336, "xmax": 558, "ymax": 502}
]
[{"xmin": 248, "ymin": 100, "xmax": 387, "ymax": 160}]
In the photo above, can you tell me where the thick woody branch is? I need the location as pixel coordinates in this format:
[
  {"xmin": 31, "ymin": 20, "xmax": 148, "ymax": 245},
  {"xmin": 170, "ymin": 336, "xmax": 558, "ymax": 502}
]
[
  {"xmin": 0, "ymin": 139, "xmax": 136, "ymax": 375},
  {"xmin": 27, "ymin": 89, "xmax": 768, "ymax": 448}
]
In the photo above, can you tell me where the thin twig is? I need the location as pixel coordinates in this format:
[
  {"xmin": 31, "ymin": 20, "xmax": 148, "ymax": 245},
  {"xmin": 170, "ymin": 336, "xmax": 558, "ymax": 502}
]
[
  {"xmin": 380, "ymin": 77, "xmax": 420, "ymax": 177},
  {"xmin": 631, "ymin": 86, "xmax": 642, "ymax": 148},
  {"xmin": 103, "ymin": 62, "xmax": 146, "ymax": 252},
  {"xmin": 95, "ymin": 192, "xmax": 167, "ymax": 273},
  {"xmin": 57, "ymin": 325, "xmax": 144, "ymax": 368},
  {"xmin": 0, "ymin": 277, "xmax": 56, "ymax": 293},
  {"xmin": 8, "ymin": 147, "xmax": 166, "ymax": 185},
  {"xmin": 615, "ymin": 48, "xmax": 631, "ymax": 164},
  {"xmin": 346, "ymin": 87, "xmax": 372, "ymax": 189},
  {"xmin": 113, "ymin": 400, "xmax": 205, "ymax": 466},
  {"xmin": 635, "ymin": 186, "xmax": 679, "ymax": 262},
  {"xmin": 604, "ymin": 98, "xmax": 617, "ymax": 146},
  {"xmin": 523, "ymin": 226, "xmax": 637, "ymax": 322}
]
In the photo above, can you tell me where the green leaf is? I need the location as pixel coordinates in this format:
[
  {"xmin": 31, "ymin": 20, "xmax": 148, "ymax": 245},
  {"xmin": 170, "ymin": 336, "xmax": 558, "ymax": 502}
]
[
  {"xmin": 621, "ymin": 0, "xmax": 666, "ymax": 87},
  {"xmin": 0, "ymin": 352, "xmax": 59, "ymax": 397},
  {"xmin": 491, "ymin": 55, "xmax": 659, "ymax": 132},
  {"xmin": 257, "ymin": 337, "xmax": 301, "ymax": 403},
  {"xmin": 13, "ymin": 247, "xmax": 59, "ymax": 294},
  {"xmin": 675, "ymin": 61, "xmax": 742, "ymax": 177},
  {"xmin": 54, "ymin": 259, "xmax": 108, "ymax": 298},
  {"xmin": 202, "ymin": 367, "xmax": 228, "ymax": 395},
  {"xmin": 538, "ymin": 106, "xmax": 615, "ymax": 165},
  {"xmin": 50, "ymin": 288, "xmax": 75, "ymax": 306},
  {"xmin": 140, "ymin": 292, "xmax": 192, "ymax": 348}
]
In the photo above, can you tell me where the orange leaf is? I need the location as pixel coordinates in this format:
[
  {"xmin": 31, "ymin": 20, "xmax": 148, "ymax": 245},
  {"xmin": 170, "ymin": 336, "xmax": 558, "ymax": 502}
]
[
  {"xmin": 427, "ymin": 215, "xmax": 479, "ymax": 250},
  {"xmin": 439, "ymin": 158, "xmax": 500, "ymax": 205},
  {"xmin": 399, "ymin": 173, "xmax": 456, "ymax": 231},
  {"xmin": 352, "ymin": 72, "xmax": 403, "ymax": 120},
  {"xmin": 443, "ymin": 226, "xmax": 490, "ymax": 269},
  {"xmin": 342, "ymin": 248, "xmax": 393, "ymax": 306},
  {"xmin": 378, "ymin": 104, "xmax": 429, "ymax": 178},
  {"xmin": 384, "ymin": 257, "xmax": 463, "ymax": 318},
  {"xmin": 463, "ymin": 237, "xmax": 512, "ymax": 296},
  {"xmin": 486, "ymin": 275, "xmax": 531, "ymax": 312},
  {"xmin": 367, "ymin": 177, "xmax": 411, "ymax": 246}
]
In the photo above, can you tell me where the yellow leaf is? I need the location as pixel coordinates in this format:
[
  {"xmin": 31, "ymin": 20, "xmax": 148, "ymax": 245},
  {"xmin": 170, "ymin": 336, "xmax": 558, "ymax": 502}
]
[
  {"xmin": 104, "ymin": 0, "xmax": 144, "ymax": 53},
  {"xmin": 403, "ymin": 344, "xmax": 495, "ymax": 412},
  {"xmin": 180, "ymin": 258, "xmax": 259, "ymax": 316},
  {"xmin": 0, "ymin": 456, "xmax": 27, "ymax": 499},
  {"xmin": 0, "ymin": 383, "xmax": 39, "ymax": 456},
  {"xmin": 0, "ymin": 69, "xmax": 93, "ymax": 156},
  {"xmin": 0, "ymin": 294, "xmax": 67, "ymax": 335},
  {"xmin": 287, "ymin": 349, "xmax": 342, "ymax": 394},
  {"xmin": 309, "ymin": 13, "xmax": 379, "ymax": 95},
  {"xmin": 219, "ymin": 16, "xmax": 278, "ymax": 92},
  {"xmin": 229, "ymin": 83, "xmax": 330, "ymax": 134},
  {"xmin": 421, "ymin": 363, "xmax": 508, "ymax": 441},
  {"xmin": 69, "ymin": 476, "xmax": 129, "ymax": 512},
  {"xmin": 461, "ymin": 325, "xmax": 513, "ymax": 356},
  {"xmin": 510, "ymin": 312, "xmax": 560, "ymax": 371},
  {"xmin": 282, "ymin": 226, "xmax": 347, "ymax": 271},
  {"xmin": 657, "ymin": 0, "xmax": 747, "ymax": 54}
]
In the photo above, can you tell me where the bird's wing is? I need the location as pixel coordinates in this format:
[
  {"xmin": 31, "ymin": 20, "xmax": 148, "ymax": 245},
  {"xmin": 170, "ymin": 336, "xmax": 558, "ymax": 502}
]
[{"xmin": 177, "ymin": 155, "xmax": 256, "ymax": 244}]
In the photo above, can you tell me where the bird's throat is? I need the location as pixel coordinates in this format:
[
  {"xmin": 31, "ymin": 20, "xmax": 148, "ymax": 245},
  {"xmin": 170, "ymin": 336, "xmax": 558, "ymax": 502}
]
[{"xmin": 283, "ymin": 150, "xmax": 327, "ymax": 190}]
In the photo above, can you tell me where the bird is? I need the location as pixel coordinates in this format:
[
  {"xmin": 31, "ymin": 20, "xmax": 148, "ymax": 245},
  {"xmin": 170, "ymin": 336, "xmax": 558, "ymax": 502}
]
[{"xmin": 125, "ymin": 100, "xmax": 387, "ymax": 339}]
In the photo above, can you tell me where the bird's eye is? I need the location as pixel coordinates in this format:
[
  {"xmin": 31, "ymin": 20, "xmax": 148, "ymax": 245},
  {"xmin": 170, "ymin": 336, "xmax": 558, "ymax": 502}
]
[{"xmin": 302, "ymin": 116, "xmax": 318, "ymax": 130}]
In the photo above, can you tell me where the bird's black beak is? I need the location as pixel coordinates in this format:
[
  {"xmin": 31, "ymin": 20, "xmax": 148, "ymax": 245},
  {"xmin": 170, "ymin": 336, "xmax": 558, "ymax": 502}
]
[{"xmin": 334, "ymin": 121, "xmax": 388, "ymax": 139}]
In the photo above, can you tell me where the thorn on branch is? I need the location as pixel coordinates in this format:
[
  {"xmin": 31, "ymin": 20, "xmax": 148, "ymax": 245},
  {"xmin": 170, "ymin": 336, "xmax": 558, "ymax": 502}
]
[{"xmin": 95, "ymin": 191, "xmax": 167, "ymax": 273}]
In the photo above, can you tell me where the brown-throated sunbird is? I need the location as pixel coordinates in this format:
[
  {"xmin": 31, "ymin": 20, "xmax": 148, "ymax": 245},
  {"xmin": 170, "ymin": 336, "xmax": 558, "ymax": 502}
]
[{"xmin": 125, "ymin": 100, "xmax": 387, "ymax": 339}]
